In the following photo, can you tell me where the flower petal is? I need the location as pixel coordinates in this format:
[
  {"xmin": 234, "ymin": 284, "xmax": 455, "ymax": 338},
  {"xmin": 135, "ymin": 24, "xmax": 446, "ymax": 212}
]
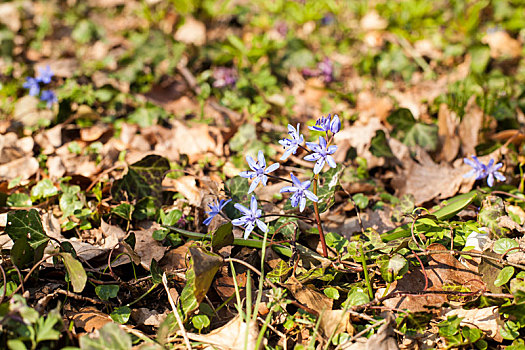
[
  {"xmin": 304, "ymin": 153, "xmax": 321, "ymax": 161},
  {"xmin": 250, "ymin": 196, "xmax": 258, "ymax": 213},
  {"xmin": 256, "ymin": 219, "xmax": 268, "ymax": 233},
  {"xmin": 257, "ymin": 150, "xmax": 266, "ymax": 168},
  {"xmin": 304, "ymin": 190, "xmax": 318, "ymax": 202},
  {"xmin": 314, "ymin": 158, "xmax": 325, "ymax": 174},
  {"xmin": 248, "ymin": 177, "xmax": 260, "ymax": 193},
  {"xmin": 246, "ymin": 155, "xmax": 257, "ymax": 170},
  {"xmin": 265, "ymin": 163, "xmax": 280, "ymax": 174},
  {"xmin": 326, "ymin": 155, "xmax": 337, "ymax": 168},
  {"xmin": 234, "ymin": 203, "xmax": 250, "ymax": 215},
  {"xmin": 280, "ymin": 186, "xmax": 298, "ymax": 193}
]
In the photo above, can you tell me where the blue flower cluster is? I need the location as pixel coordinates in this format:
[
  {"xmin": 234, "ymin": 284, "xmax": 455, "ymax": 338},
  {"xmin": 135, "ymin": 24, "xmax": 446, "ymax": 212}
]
[
  {"xmin": 464, "ymin": 156, "xmax": 506, "ymax": 187},
  {"xmin": 23, "ymin": 66, "xmax": 57, "ymax": 108},
  {"xmin": 202, "ymin": 114, "xmax": 341, "ymax": 239}
]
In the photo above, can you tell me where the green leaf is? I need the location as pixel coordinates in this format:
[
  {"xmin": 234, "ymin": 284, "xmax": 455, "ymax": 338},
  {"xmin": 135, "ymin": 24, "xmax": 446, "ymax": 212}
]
[
  {"xmin": 387, "ymin": 108, "xmax": 438, "ymax": 151},
  {"xmin": 6, "ymin": 209, "xmax": 49, "ymax": 249},
  {"xmin": 211, "ymin": 222, "xmax": 234, "ymax": 251},
  {"xmin": 112, "ymin": 203, "xmax": 134, "ymax": 221},
  {"xmin": 110, "ymin": 306, "xmax": 131, "ymax": 324},
  {"xmin": 403, "ymin": 122, "xmax": 438, "ymax": 151},
  {"xmin": 132, "ymin": 196, "xmax": 157, "ymax": 220},
  {"xmin": 160, "ymin": 209, "xmax": 182, "ymax": 226},
  {"xmin": 225, "ymin": 175, "xmax": 250, "ymax": 205},
  {"xmin": 111, "ymin": 155, "xmax": 170, "ymax": 205},
  {"xmin": 267, "ymin": 260, "xmax": 292, "ymax": 283},
  {"xmin": 352, "ymin": 193, "xmax": 369, "ymax": 210},
  {"xmin": 370, "ymin": 130, "xmax": 394, "ymax": 158},
  {"xmin": 345, "ymin": 290, "xmax": 369, "ymax": 306},
  {"xmin": 150, "ymin": 259, "xmax": 163, "ymax": 284},
  {"xmin": 495, "ymin": 266, "xmax": 515, "ymax": 287},
  {"xmin": 469, "ymin": 45, "xmax": 490, "ymax": 74},
  {"xmin": 323, "ymin": 287, "xmax": 340, "ymax": 300},
  {"xmin": 95, "ymin": 285, "xmax": 119, "ymax": 300},
  {"xmin": 60, "ymin": 253, "xmax": 87, "ymax": 293},
  {"xmin": 191, "ymin": 314, "xmax": 210, "ymax": 330},
  {"xmin": 437, "ymin": 315, "xmax": 462, "ymax": 337},
  {"xmin": 378, "ymin": 254, "xmax": 408, "ymax": 283},
  {"xmin": 317, "ymin": 164, "xmax": 343, "ymax": 213},
  {"xmin": 269, "ymin": 216, "xmax": 298, "ymax": 240},
  {"xmin": 60, "ymin": 185, "xmax": 83, "ymax": 218},
  {"xmin": 35, "ymin": 311, "xmax": 61, "ymax": 343},
  {"xmin": 494, "ymin": 238, "xmax": 519, "ymax": 255},
  {"xmin": 31, "ymin": 179, "xmax": 58, "ymax": 201},
  {"xmin": 7, "ymin": 339, "xmax": 27, "ymax": 350},
  {"xmin": 79, "ymin": 323, "xmax": 132, "ymax": 350},
  {"xmin": 462, "ymin": 326, "xmax": 482, "ymax": 343},
  {"xmin": 6, "ymin": 193, "xmax": 32, "ymax": 207},
  {"xmin": 10, "ymin": 237, "xmax": 35, "ymax": 268}
]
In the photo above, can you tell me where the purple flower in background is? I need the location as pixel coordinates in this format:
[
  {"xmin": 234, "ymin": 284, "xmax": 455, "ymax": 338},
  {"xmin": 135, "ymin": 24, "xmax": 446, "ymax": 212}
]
[
  {"xmin": 279, "ymin": 123, "xmax": 304, "ymax": 160},
  {"xmin": 212, "ymin": 67, "xmax": 237, "ymax": 88},
  {"xmin": 40, "ymin": 90, "xmax": 57, "ymax": 108},
  {"xmin": 317, "ymin": 58, "xmax": 334, "ymax": 83},
  {"xmin": 232, "ymin": 196, "xmax": 267, "ymax": 239},
  {"xmin": 23, "ymin": 77, "xmax": 40, "ymax": 96},
  {"xmin": 275, "ymin": 21, "xmax": 288, "ymax": 37},
  {"xmin": 464, "ymin": 156, "xmax": 506, "ymax": 187},
  {"xmin": 485, "ymin": 159, "xmax": 506, "ymax": 187},
  {"xmin": 203, "ymin": 198, "xmax": 232, "ymax": 226},
  {"xmin": 36, "ymin": 65, "xmax": 54, "ymax": 84},
  {"xmin": 321, "ymin": 13, "xmax": 335, "ymax": 26},
  {"xmin": 240, "ymin": 150, "xmax": 280, "ymax": 193},
  {"xmin": 280, "ymin": 173, "xmax": 318, "ymax": 212},
  {"xmin": 304, "ymin": 136, "xmax": 337, "ymax": 174}
]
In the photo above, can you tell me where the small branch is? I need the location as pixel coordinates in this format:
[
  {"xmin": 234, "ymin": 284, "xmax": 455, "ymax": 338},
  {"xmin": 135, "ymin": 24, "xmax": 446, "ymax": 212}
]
[{"xmin": 224, "ymin": 257, "xmax": 278, "ymax": 289}]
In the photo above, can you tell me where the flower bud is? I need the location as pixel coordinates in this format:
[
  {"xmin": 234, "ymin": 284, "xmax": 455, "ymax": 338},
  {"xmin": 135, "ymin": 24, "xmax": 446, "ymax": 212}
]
[{"xmin": 330, "ymin": 114, "xmax": 341, "ymax": 134}]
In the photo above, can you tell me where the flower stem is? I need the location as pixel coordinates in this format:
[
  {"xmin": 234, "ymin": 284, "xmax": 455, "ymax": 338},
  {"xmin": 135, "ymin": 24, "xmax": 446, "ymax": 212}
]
[
  {"xmin": 266, "ymin": 173, "xmax": 293, "ymax": 184},
  {"xmin": 312, "ymin": 174, "xmax": 328, "ymax": 257},
  {"xmin": 260, "ymin": 213, "xmax": 315, "ymax": 223},
  {"xmin": 359, "ymin": 243, "xmax": 374, "ymax": 299}
]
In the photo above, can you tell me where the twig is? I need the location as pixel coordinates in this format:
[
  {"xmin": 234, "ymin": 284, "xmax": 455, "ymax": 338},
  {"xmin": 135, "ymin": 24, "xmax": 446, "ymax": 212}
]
[
  {"xmin": 0, "ymin": 263, "xmax": 6, "ymax": 304},
  {"xmin": 162, "ymin": 273, "xmax": 192, "ymax": 350},
  {"xmin": 224, "ymin": 257, "xmax": 278, "ymax": 289}
]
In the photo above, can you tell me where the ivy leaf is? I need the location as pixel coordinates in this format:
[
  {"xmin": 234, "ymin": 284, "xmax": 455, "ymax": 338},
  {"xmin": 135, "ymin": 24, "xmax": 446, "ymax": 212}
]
[
  {"xmin": 267, "ymin": 260, "xmax": 292, "ymax": 284},
  {"xmin": 95, "ymin": 285, "xmax": 119, "ymax": 300},
  {"xmin": 495, "ymin": 266, "xmax": 515, "ymax": 287},
  {"xmin": 60, "ymin": 252, "xmax": 87, "ymax": 293},
  {"xmin": 31, "ymin": 179, "xmax": 58, "ymax": 201},
  {"xmin": 370, "ymin": 130, "xmax": 394, "ymax": 158},
  {"xmin": 378, "ymin": 254, "xmax": 409, "ymax": 283},
  {"xmin": 225, "ymin": 175, "xmax": 250, "ymax": 205},
  {"xmin": 387, "ymin": 108, "xmax": 438, "ymax": 151},
  {"xmin": 317, "ymin": 164, "xmax": 343, "ymax": 213},
  {"xmin": 6, "ymin": 209, "xmax": 49, "ymax": 249},
  {"xmin": 60, "ymin": 185, "xmax": 83, "ymax": 217},
  {"xmin": 111, "ymin": 306, "xmax": 131, "ymax": 324},
  {"xmin": 111, "ymin": 155, "xmax": 170, "ymax": 205}
]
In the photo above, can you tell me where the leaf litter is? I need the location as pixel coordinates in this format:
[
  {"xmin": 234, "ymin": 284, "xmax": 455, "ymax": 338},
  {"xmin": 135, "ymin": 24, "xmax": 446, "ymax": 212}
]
[{"xmin": 1, "ymin": 1, "xmax": 525, "ymax": 349}]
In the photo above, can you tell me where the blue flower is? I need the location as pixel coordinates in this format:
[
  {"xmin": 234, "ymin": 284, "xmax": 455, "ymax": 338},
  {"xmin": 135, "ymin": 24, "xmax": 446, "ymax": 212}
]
[
  {"xmin": 40, "ymin": 90, "xmax": 57, "ymax": 109},
  {"xmin": 485, "ymin": 159, "xmax": 506, "ymax": 187},
  {"xmin": 309, "ymin": 115, "xmax": 331, "ymax": 132},
  {"xmin": 279, "ymin": 123, "xmax": 304, "ymax": 160},
  {"xmin": 232, "ymin": 196, "xmax": 267, "ymax": 239},
  {"xmin": 36, "ymin": 65, "xmax": 54, "ymax": 84},
  {"xmin": 308, "ymin": 114, "xmax": 340, "ymax": 133},
  {"xmin": 463, "ymin": 156, "xmax": 486, "ymax": 180},
  {"xmin": 329, "ymin": 114, "xmax": 340, "ymax": 134},
  {"xmin": 304, "ymin": 137, "xmax": 337, "ymax": 174},
  {"xmin": 203, "ymin": 198, "xmax": 232, "ymax": 226},
  {"xmin": 240, "ymin": 150, "xmax": 280, "ymax": 193},
  {"xmin": 23, "ymin": 77, "xmax": 40, "ymax": 96},
  {"xmin": 464, "ymin": 156, "xmax": 506, "ymax": 187},
  {"xmin": 280, "ymin": 173, "xmax": 318, "ymax": 212}
]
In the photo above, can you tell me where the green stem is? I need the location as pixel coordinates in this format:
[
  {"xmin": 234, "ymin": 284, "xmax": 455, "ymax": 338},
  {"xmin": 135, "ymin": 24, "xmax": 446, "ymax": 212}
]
[
  {"xmin": 312, "ymin": 175, "xmax": 328, "ymax": 257},
  {"xmin": 360, "ymin": 243, "xmax": 373, "ymax": 299},
  {"xmin": 127, "ymin": 283, "xmax": 158, "ymax": 307}
]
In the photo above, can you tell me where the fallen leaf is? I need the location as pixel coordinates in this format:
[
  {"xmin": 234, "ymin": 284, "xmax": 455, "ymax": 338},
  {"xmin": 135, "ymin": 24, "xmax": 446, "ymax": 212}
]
[
  {"xmin": 360, "ymin": 11, "xmax": 387, "ymax": 31},
  {"xmin": 185, "ymin": 315, "xmax": 261, "ymax": 350},
  {"xmin": 482, "ymin": 31, "xmax": 522, "ymax": 59},
  {"xmin": 458, "ymin": 97, "xmax": 483, "ymax": 157},
  {"xmin": 159, "ymin": 241, "xmax": 192, "ymax": 273},
  {"xmin": 133, "ymin": 221, "xmax": 168, "ymax": 270},
  {"xmin": 0, "ymin": 156, "xmax": 39, "ymax": 181},
  {"xmin": 80, "ymin": 123, "xmax": 111, "ymax": 142},
  {"xmin": 13, "ymin": 96, "xmax": 54, "ymax": 128},
  {"xmin": 131, "ymin": 308, "xmax": 168, "ymax": 327},
  {"xmin": 0, "ymin": 3, "xmax": 21, "ymax": 32},
  {"xmin": 443, "ymin": 306, "xmax": 502, "ymax": 341},
  {"xmin": 437, "ymin": 103, "xmax": 460, "ymax": 162},
  {"xmin": 163, "ymin": 175, "xmax": 203, "ymax": 207},
  {"xmin": 174, "ymin": 17, "xmax": 206, "ymax": 46},
  {"xmin": 381, "ymin": 244, "xmax": 483, "ymax": 312},
  {"xmin": 341, "ymin": 313, "xmax": 399, "ymax": 350},
  {"xmin": 318, "ymin": 309, "xmax": 353, "ymax": 339},
  {"xmin": 391, "ymin": 148, "xmax": 474, "ymax": 205},
  {"xmin": 284, "ymin": 276, "xmax": 332, "ymax": 313},
  {"xmin": 68, "ymin": 306, "xmax": 112, "ymax": 333}
]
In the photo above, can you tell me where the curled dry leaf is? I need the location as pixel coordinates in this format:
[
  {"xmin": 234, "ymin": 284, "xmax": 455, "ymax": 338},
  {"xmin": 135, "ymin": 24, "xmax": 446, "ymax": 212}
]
[
  {"xmin": 0, "ymin": 156, "xmax": 39, "ymax": 181},
  {"xmin": 163, "ymin": 175, "xmax": 203, "ymax": 207},
  {"xmin": 284, "ymin": 276, "xmax": 333, "ymax": 313},
  {"xmin": 482, "ymin": 31, "xmax": 522, "ymax": 59}
]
